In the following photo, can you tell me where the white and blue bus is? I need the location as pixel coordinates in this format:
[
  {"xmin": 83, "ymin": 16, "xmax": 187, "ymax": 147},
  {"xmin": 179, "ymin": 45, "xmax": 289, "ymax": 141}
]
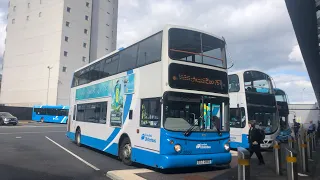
[
  {"xmin": 66, "ymin": 25, "xmax": 231, "ymax": 169},
  {"xmin": 274, "ymin": 88, "xmax": 291, "ymax": 142},
  {"xmin": 32, "ymin": 105, "xmax": 69, "ymax": 124},
  {"xmin": 229, "ymin": 70, "xmax": 279, "ymax": 149}
]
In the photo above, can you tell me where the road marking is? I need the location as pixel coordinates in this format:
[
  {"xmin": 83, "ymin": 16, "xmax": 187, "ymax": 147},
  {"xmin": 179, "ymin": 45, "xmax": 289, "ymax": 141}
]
[
  {"xmin": 107, "ymin": 169, "xmax": 153, "ymax": 180},
  {"xmin": 0, "ymin": 125, "xmax": 66, "ymax": 128},
  {"xmin": 15, "ymin": 137, "xmax": 21, "ymax": 139},
  {"xmin": 0, "ymin": 131, "xmax": 65, "ymax": 135},
  {"xmin": 45, "ymin": 136, "xmax": 100, "ymax": 171}
]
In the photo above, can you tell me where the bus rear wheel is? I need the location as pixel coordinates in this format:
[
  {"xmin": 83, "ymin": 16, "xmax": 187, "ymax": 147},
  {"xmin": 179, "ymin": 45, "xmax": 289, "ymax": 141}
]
[
  {"xmin": 75, "ymin": 129, "xmax": 82, "ymax": 147},
  {"xmin": 120, "ymin": 137, "xmax": 132, "ymax": 166}
]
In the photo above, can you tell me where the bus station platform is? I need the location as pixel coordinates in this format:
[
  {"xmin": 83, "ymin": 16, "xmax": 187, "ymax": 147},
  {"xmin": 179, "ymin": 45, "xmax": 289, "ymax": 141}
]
[
  {"xmin": 214, "ymin": 143, "xmax": 320, "ymax": 180},
  {"xmin": 109, "ymin": 143, "xmax": 320, "ymax": 180}
]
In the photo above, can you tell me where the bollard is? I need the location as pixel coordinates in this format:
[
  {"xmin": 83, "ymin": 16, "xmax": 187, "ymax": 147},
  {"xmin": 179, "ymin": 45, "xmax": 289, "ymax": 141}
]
[
  {"xmin": 286, "ymin": 147, "xmax": 298, "ymax": 180},
  {"xmin": 237, "ymin": 147, "xmax": 250, "ymax": 180},
  {"xmin": 288, "ymin": 136, "xmax": 294, "ymax": 149},
  {"xmin": 312, "ymin": 132, "xmax": 316, "ymax": 150},
  {"xmin": 306, "ymin": 134, "xmax": 312, "ymax": 159},
  {"xmin": 300, "ymin": 138, "xmax": 309, "ymax": 173},
  {"xmin": 273, "ymin": 140, "xmax": 282, "ymax": 175}
]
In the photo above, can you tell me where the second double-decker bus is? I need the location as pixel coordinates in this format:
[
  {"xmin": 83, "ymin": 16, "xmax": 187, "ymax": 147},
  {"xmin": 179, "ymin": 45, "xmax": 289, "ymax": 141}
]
[
  {"xmin": 274, "ymin": 88, "xmax": 291, "ymax": 142},
  {"xmin": 66, "ymin": 25, "xmax": 231, "ymax": 169},
  {"xmin": 229, "ymin": 70, "xmax": 279, "ymax": 149},
  {"xmin": 32, "ymin": 105, "xmax": 69, "ymax": 124}
]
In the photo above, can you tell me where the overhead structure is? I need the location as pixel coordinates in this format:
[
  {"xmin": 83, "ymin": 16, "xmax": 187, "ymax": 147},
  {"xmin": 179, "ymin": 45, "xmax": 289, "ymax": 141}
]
[{"xmin": 285, "ymin": 0, "xmax": 320, "ymax": 104}]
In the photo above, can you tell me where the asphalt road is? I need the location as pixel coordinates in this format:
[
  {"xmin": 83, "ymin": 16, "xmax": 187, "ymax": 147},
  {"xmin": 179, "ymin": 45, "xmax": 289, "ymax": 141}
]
[
  {"xmin": 0, "ymin": 123, "xmax": 118, "ymax": 180},
  {"xmin": 0, "ymin": 122, "xmax": 239, "ymax": 180}
]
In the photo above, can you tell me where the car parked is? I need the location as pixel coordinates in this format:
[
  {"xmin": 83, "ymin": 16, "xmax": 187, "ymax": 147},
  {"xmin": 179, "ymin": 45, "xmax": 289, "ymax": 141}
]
[{"xmin": 0, "ymin": 112, "xmax": 18, "ymax": 125}]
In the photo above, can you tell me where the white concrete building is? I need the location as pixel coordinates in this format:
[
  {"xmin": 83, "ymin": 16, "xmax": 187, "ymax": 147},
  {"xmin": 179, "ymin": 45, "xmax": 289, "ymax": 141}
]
[
  {"xmin": 288, "ymin": 103, "xmax": 320, "ymax": 128},
  {"xmin": 1, "ymin": 0, "xmax": 118, "ymax": 107}
]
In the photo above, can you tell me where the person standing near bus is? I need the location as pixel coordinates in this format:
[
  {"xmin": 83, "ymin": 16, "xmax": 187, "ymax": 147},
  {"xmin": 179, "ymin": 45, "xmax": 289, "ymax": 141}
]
[
  {"xmin": 248, "ymin": 120, "xmax": 265, "ymax": 165},
  {"xmin": 293, "ymin": 118, "xmax": 300, "ymax": 138}
]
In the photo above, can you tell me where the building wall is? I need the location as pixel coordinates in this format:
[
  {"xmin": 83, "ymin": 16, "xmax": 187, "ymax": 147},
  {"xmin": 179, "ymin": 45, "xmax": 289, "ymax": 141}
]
[
  {"xmin": 1, "ymin": 0, "xmax": 65, "ymax": 107},
  {"xmin": 89, "ymin": 0, "xmax": 118, "ymax": 62},
  {"xmin": 57, "ymin": 0, "xmax": 93, "ymax": 105},
  {"xmin": 1, "ymin": 0, "xmax": 118, "ymax": 107},
  {"xmin": 288, "ymin": 103, "xmax": 320, "ymax": 128}
]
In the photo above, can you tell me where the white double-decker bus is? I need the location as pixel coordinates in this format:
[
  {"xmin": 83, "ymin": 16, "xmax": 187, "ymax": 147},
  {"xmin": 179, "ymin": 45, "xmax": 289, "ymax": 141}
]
[
  {"xmin": 229, "ymin": 70, "xmax": 279, "ymax": 149},
  {"xmin": 67, "ymin": 25, "xmax": 231, "ymax": 169}
]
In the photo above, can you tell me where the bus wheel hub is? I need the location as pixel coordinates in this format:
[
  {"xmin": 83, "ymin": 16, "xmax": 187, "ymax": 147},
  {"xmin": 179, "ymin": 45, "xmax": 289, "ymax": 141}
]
[{"xmin": 123, "ymin": 144, "xmax": 131, "ymax": 159}]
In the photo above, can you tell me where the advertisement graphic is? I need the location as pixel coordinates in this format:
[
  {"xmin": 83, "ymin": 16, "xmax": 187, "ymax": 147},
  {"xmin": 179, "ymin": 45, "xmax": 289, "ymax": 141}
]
[{"xmin": 75, "ymin": 74, "xmax": 135, "ymax": 126}]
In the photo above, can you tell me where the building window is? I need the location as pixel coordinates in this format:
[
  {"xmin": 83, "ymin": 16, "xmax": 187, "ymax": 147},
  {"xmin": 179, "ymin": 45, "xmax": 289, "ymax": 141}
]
[
  {"xmin": 13, "ymin": 6, "xmax": 16, "ymax": 11},
  {"xmin": 86, "ymin": 2, "xmax": 90, "ymax": 7},
  {"xmin": 82, "ymin": 56, "xmax": 86, "ymax": 62},
  {"xmin": 12, "ymin": 19, "xmax": 15, "ymax": 24},
  {"xmin": 65, "ymin": 36, "xmax": 69, "ymax": 42},
  {"xmin": 26, "ymin": 16, "xmax": 29, "ymax": 21},
  {"xmin": 39, "ymin": 12, "xmax": 42, "ymax": 17},
  {"xmin": 62, "ymin": 67, "xmax": 67, "ymax": 72},
  {"xmin": 28, "ymin": 3, "xmax": 30, "ymax": 8},
  {"xmin": 83, "ymin": 43, "xmax": 87, "ymax": 48},
  {"xmin": 66, "ymin": 21, "xmax": 70, "ymax": 27},
  {"xmin": 67, "ymin": 7, "xmax": 71, "ymax": 13},
  {"xmin": 64, "ymin": 51, "xmax": 68, "ymax": 57},
  {"xmin": 85, "ymin": 15, "xmax": 89, "ymax": 21},
  {"xmin": 84, "ymin": 29, "xmax": 88, "ymax": 34}
]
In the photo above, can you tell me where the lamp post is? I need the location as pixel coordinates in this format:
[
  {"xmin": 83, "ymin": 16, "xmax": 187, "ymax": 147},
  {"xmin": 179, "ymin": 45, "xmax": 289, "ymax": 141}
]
[{"xmin": 46, "ymin": 66, "xmax": 53, "ymax": 105}]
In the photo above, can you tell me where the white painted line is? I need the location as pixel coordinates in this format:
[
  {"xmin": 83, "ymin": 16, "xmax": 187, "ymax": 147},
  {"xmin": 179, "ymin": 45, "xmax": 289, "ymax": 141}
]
[
  {"xmin": 15, "ymin": 137, "xmax": 21, "ymax": 139},
  {"xmin": 0, "ymin": 125, "xmax": 66, "ymax": 128},
  {"xmin": 298, "ymin": 173, "xmax": 308, "ymax": 176},
  {"xmin": 0, "ymin": 131, "xmax": 65, "ymax": 135},
  {"xmin": 45, "ymin": 136, "xmax": 100, "ymax": 171},
  {"xmin": 107, "ymin": 169, "xmax": 153, "ymax": 180}
]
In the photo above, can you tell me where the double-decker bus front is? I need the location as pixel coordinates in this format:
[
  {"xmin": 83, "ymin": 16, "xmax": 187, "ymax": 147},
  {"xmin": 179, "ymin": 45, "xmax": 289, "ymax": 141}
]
[
  {"xmin": 229, "ymin": 71, "xmax": 279, "ymax": 149},
  {"xmin": 160, "ymin": 27, "xmax": 231, "ymax": 168},
  {"xmin": 275, "ymin": 89, "xmax": 291, "ymax": 142}
]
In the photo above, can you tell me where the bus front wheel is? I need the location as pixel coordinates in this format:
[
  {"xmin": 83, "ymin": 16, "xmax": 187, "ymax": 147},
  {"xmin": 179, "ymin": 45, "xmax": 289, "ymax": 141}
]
[
  {"xmin": 75, "ymin": 129, "xmax": 82, "ymax": 147},
  {"xmin": 120, "ymin": 137, "xmax": 132, "ymax": 166}
]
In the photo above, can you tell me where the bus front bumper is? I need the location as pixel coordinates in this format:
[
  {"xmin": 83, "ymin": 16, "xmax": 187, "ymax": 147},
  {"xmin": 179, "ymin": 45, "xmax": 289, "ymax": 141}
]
[{"xmin": 157, "ymin": 152, "xmax": 232, "ymax": 169}]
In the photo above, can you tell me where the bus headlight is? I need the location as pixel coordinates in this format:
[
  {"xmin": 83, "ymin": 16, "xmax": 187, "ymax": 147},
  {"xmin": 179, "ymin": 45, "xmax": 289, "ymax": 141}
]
[
  {"xmin": 224, "ymin": 143, "xmax": 230, "ymax": 151},
  {"xmin": 174, "ymin": 144, "xmax": 181, "ymax": 152}
]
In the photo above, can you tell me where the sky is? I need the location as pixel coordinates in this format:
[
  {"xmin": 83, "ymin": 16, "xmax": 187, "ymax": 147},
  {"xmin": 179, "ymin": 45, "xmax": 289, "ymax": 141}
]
[{"xmin": 0, "ymin": 0, "xmax": 317, "ymax": 104}]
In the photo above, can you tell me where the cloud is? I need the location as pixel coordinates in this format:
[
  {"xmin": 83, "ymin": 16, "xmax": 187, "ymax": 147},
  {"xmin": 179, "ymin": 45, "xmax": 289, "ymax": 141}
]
[
  {"xmin": 272, "ymin": 73, "xmax": 316, "ymax": 104},
  {"xmin": 288, "ymin": 45, "xmax": 303, "ymax": 62}
]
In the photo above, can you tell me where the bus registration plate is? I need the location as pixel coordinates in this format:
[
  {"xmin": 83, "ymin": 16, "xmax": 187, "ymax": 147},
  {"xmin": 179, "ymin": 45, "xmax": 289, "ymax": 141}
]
[{"xmin": 197, "ymin": 160, "xmax": 212, "ymax": 165}]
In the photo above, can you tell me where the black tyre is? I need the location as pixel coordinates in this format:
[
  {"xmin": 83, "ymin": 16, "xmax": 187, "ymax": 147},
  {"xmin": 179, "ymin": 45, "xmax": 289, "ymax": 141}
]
[
  {"xmin": 0, "ymin": 119, "xmax": 3, "ymax": 126},
  {"xmin": 75, "ymin": 129, "xmax": 82, "ymax": 147},
  {"xmin": 13, "ymin": 123, "xmax": 17, "ymax": 126},
  {"xmin": 120, "ymin": 137, "xmax": 133, "ymax": 166}
]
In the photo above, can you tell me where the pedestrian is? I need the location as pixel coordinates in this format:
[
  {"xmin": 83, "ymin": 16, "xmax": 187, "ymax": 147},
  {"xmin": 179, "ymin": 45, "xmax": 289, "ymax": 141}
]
[
  {"xmin": 293, "ymin": 118, "xmax": 300, "ymax": 139},
  {"xmin": 248, "ymin": 120, "xmax": 265, "ymax": 165},
  {"xmin": 307, "ymin": 121, "xmax": 316, "ymax": 134}
]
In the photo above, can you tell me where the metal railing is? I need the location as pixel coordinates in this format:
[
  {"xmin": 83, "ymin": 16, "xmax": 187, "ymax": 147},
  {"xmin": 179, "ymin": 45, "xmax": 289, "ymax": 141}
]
[
  {"xmin": 286, "ymin": 147, "xmax": 298, "ymax": 180},
  {"xmin": 237, "ymin": 147, "xmax": 250, "ymax": 180}
]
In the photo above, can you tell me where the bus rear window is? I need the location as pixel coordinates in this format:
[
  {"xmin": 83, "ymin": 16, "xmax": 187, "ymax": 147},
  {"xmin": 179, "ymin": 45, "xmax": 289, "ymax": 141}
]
[{"xmin": 169, "ymin": 28, "xmax": 226, "ymax": 68}]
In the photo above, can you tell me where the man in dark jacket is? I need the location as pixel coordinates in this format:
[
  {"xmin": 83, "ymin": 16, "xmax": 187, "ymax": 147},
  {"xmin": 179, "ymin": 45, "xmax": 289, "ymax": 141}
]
[{"xmin": 248, "ymin": 120, "xmax": 265, "ymax": 165}]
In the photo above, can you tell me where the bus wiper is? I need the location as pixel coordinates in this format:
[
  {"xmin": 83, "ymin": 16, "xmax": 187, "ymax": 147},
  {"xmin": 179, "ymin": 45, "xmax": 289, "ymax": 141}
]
[
  {"xmin": 184, "ymin": 125, "xmax": 196, "ymax": 137},
  {"xmin": 216, "ymin": 126, "xmax": 222, "ymax": 136}
]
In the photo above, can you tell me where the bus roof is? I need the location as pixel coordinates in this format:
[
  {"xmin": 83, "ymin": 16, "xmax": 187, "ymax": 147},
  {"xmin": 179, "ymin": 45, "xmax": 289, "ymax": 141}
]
[
  {"xmin": 33, "ymin": 105, "xmax": 70, "ymax": 109},
  {"xmin": 74, "ymin": 24, "xmax": 225, "ymax": 73},
  {"xmin": 228, "ymin": 69, "xmax": 272, "ymax": 77}
]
